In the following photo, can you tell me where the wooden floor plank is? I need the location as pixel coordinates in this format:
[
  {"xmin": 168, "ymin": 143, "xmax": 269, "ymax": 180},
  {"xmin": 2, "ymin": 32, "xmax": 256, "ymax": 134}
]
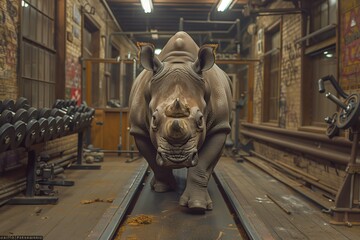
[
  {"xmin": 0, "ymin": 156, "xmax": 146, "ymax": 240},
  {"xmin": 216, "ymin": 157, "xmax": 360, "ymax": 240}
]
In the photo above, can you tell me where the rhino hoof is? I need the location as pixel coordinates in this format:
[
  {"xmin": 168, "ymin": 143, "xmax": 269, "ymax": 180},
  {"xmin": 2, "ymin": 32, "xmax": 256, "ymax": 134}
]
[
  {"xmin": 179, "ymin": 197, "xmax": 213, "ymax": 211},
  {"xmin": 189, "ymin": 200, "xmax": 213, "ymax": 211}
]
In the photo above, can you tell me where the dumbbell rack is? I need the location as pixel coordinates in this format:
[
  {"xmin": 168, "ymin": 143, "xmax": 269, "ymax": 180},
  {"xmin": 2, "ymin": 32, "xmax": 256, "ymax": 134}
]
[
  {"xmin": 1, "ymin": 98, "xmax": 99, "ymax": 205},
  {"xmin": 318, "ymin": 75, "xmax": 360, "ymax": 225}
]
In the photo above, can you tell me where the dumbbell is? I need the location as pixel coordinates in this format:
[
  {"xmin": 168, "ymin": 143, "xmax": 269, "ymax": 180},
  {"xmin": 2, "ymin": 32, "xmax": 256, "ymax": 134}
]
[
  {"xmin": 0, "ymin": 97, "xmax": 30, "ymax": 112},
  {"xmin": 26, "ymin": 107, "xmax": 52, "ymax": 143},
  {"xmin": 53, "ymin": 99, "xmax": 76, "ymax": 115},
  {"xmin": 10, "ymin": 117, "xmax": 39, "ymax": 149},
  {"xmin": 0, "ymin": 123, "xmax": 15, "ymax": 152},
  {"xmin": 36, "ymin": 108, "xmax": 56, "ymax": 141},
  {"xmin": 0, "ymin": 98, "xmax": 36, "ymax": 125},
  {"xmin": 50, "ymin": 107, "xmax": 81, "ymax": 134}
]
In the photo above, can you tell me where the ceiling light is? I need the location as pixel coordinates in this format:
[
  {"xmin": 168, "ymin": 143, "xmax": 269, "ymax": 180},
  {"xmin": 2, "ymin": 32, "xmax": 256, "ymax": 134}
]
[
  {"xmin": 140, "ymin": 0, "xmax": 153, "ymax": 13},
  {"xmin": 155, "ymin": 49, "xmax": 162, "ymax": 55},
  {"xmin": 217, "ymin": 0, "xmax": 233, "ymax": 12}
]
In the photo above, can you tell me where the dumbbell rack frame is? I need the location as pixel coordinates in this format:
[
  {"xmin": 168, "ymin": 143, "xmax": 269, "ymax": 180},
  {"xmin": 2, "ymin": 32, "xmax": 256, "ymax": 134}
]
[
  {"xmin": 8, "ymin": 147, "xmax": 59, "ymax": 205},
  {"xmin": 68, "ymin": 131, "xmax": 101, "ymax": 170},
  {"xmin": 7, "ymin": 131, "xmax": 100, "ymax": 205}
]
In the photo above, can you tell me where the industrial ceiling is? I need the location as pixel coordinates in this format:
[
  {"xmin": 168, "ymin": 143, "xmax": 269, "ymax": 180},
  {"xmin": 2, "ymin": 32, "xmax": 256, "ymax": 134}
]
[
  {"xmin": 105, "ymin": 0, "xmax": 252, "ymax": 53},
  {"xmin": 105, "ymin": 0, "xmax": 301, "ymax": 53}
]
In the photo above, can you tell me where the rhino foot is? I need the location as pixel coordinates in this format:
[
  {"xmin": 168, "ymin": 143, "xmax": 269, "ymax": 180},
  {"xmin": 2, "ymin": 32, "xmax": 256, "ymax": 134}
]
[
  {"xmin": 179, "ymin": 188, "xmax": 213, "ymax": 211},
  {"xmin": 150, "ymin": 175, "xmax": 177, "ymax": 193}
]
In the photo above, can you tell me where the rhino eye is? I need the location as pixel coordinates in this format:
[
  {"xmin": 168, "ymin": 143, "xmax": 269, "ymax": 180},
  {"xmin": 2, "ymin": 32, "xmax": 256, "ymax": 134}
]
[
  {"xmin": 151, "ymin": 111, "xmax": 159, "ymax": 131},
  {"xmin": 195, "ymin": 111, "xmax": 203, "ymax": 129}
]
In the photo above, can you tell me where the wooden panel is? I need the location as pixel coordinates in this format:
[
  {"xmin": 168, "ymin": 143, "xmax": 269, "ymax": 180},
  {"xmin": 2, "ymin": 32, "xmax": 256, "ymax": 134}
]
[{"xmin": 90, "ymin": 108, "xmax": 131, "ymax": 151}]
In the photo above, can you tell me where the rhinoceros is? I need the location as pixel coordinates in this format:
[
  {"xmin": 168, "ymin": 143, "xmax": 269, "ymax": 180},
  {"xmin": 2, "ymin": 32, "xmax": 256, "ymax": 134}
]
[{"xmin": 129, "ymin": 31, "xmax": 232, "ymax": 211}]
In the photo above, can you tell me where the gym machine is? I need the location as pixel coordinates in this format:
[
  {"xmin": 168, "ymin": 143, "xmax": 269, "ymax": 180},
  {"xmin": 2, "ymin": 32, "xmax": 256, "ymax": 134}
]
[{"xmin": 319, "ymin": 75, "xmax": 360, "ymax": 225}]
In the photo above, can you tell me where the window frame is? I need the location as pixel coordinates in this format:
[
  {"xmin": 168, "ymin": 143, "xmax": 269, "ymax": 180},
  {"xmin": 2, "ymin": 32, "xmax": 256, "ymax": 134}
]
[
  {"xmin": 262, "ymin": 21, "xmax": 282, "ymax": 125},
  {"xmin": 19, "ymin": 0, "xmax": 57, "ymax": 108}
]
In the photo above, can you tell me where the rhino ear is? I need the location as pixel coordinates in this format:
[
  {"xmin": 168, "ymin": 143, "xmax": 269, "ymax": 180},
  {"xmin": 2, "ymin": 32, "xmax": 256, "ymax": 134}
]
[
  {"xmin": 192, "ymin": 44, "xmax": 217, "ymax": 74},
  {"xmin": 137, "ymin": 42, "xmax": 163, "ymax": 73}
]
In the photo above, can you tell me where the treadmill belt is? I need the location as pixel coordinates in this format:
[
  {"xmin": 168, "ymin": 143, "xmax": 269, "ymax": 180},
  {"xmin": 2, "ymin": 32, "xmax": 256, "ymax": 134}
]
[{"xmin": 118, "ymin": 168, "xmax": 242, "ymax": 239}]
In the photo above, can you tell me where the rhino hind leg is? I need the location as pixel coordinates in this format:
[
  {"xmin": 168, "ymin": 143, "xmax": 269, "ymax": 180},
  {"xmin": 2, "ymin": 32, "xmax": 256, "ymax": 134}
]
[{"xmin": 133, "ymin": 136, "xmax": 177, "ymax": 192}]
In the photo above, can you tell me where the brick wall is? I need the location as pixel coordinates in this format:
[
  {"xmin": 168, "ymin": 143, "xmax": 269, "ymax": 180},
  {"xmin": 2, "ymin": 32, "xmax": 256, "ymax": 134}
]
[
  {"xmin": 248, "ymin": 0, "xmax": 346, "ymax": 190},
  {"xmin": 0, "ymin": 0, "xmax": 19, "ymax": 100},
  {"xmin": 252, "ymin": 0, "xmax": 302, "ymax": 128}
]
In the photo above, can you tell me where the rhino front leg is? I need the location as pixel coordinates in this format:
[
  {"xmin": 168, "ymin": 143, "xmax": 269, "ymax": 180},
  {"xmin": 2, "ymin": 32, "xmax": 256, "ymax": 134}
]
[
  {"xmin": 134, "ymin": 136, "xmax": 177, "ymax": 192},
  {"xmin": 179, "ymin": 132, "xmax": 227, "ymax": 210}
]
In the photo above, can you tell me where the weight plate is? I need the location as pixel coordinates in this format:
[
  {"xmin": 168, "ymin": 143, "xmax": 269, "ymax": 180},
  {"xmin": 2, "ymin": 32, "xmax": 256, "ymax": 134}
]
[
  {"xmin": 12, "ymin": 108, "xmax": 29, "ymax": 123},
  {"xmin": 326, "ymin": 113, "xmax": 339, "ymax": 139},
  {"xmin": 62, "ymin": 115, "xmax": 71, "ymax": 134},
  {"xmin": 78, "ymin": 113, "xmax": 86, "ymax": 130},
  {"xmin": 0, "ymin": 109, "xmax": 13, "ymax": 125},
  {"xmin": 14, "ymin": 97, "xmax": 30, "ymax": 111},
  {"xmin": 45, "ymin": 117, "xmax": 56, "ymax": 142},
  {"xmin": 66, "ymin": 106, "xmax": 75, "ymax": 115},
  {"xmin": 38, "ymin": 108, "xmax": 51, "ymax": 118},
  {"xmin": 11, "ymin": 121, "xmax": 26, "ymax": 149},
  {"xmin": 37, "ymin": 118, "xmax": 49, "ymax": 143},
  {"xmin": 0, "ymin": 123, "xmax": 15, "ymax": 152},
  {"xmin": 24, "ymin": 119, "xmax": 40, "ymax": 148},
  {"xmin": 50, "ymin": 108, "xmax": 62, "ymax": 118},
  {"xmin": 64, "ymin": 99, "xmax": 71, "ymax": 107},
  {"xmin": 54, "ymin": 116, "xmax": 64, "ymax": 138},
  {"xmin": 70, "ymin": 99, "xmax": 77, "ymax": 106},
  {"xmin": 53, "ymin": 99, "xmax": 64, "ymax": 109},
  {"xmin": 28, "ymin": 107, "xmax": 39, "ymax": 120},
  {"xmin": 337, "ymin": 93, "xmax": 360, "ymax": 129},
  {"xmin": 71, "ymin": 112, "xmax": 81, "ymax": 132},
  {"xmin": 1, "ymin": 99, "xmax": 15, "ymax": 111}
]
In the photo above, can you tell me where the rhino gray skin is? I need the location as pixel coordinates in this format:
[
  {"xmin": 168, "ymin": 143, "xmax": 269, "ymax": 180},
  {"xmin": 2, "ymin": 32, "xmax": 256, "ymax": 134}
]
[{"xmin": 129, "ymin": 31, "xmax": 231, "ymax": 211}]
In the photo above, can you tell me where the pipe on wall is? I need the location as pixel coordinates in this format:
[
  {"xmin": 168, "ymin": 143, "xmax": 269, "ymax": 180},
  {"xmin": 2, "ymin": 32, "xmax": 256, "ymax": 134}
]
[{"xmin": 240, "ymin": 128, "xmax": 350, "ymax": 165}]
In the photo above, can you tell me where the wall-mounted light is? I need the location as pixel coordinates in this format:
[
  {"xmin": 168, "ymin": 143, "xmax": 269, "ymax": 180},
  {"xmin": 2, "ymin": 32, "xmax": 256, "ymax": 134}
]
[
  {"xmin": 217, "ymin": 0, "xmax": 233, "ymax": 12},
  {"xmin": 21, "ymin": 0, "xmax": 29, "ymax": 7},
  {"xmin": 141, "ymin": 0, "xmax": 153, "ymax": 13}
]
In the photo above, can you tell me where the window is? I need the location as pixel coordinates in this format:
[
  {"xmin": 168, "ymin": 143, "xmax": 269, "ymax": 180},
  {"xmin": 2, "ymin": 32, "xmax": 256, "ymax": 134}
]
[
  {"xmin": 302, "ymin": 0, "xmax": 338, "ymax": 128},
  {"xmin": 20, "ymin": 0, "xmax": 55, "ymax": 108},
  {"xmin": 309, "ymin": 0, "xmax": 337, "ymax": 44},
  {"xmin": 263, "ymin": 24, "xmax": 281, "ymax": 124},
  {"xmin": 110, "ymin": 45, "xmax": 120, "ymax": 100}
]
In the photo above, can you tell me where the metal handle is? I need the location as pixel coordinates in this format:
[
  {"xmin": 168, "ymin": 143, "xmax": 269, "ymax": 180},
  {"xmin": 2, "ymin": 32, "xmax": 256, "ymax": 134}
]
[{"xmin": 318, "ymin": 75, "xmax": 348, "ymax": 99}]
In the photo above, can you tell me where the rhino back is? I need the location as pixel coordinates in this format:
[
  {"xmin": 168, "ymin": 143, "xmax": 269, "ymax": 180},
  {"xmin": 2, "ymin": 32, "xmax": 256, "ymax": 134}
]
[{"xmin": 203, "ymin": 64, "xmax": 232, "ymax": 136}]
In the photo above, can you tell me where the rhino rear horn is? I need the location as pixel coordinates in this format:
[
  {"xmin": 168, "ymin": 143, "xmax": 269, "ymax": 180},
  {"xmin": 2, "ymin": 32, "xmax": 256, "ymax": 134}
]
[
  {"xmin": 192, "ymin": 44, "xmax": 217, "ymax": 74},
  {"xmin": 137, "ymin": 42, "xmax": 163, "ymax": 73}
]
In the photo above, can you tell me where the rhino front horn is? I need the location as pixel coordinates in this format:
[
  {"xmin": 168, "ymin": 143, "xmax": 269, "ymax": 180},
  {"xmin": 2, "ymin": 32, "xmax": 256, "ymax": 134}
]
[{"xmin": 165, "ymin": 98, "xmax": 190, "ymax": 117}]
